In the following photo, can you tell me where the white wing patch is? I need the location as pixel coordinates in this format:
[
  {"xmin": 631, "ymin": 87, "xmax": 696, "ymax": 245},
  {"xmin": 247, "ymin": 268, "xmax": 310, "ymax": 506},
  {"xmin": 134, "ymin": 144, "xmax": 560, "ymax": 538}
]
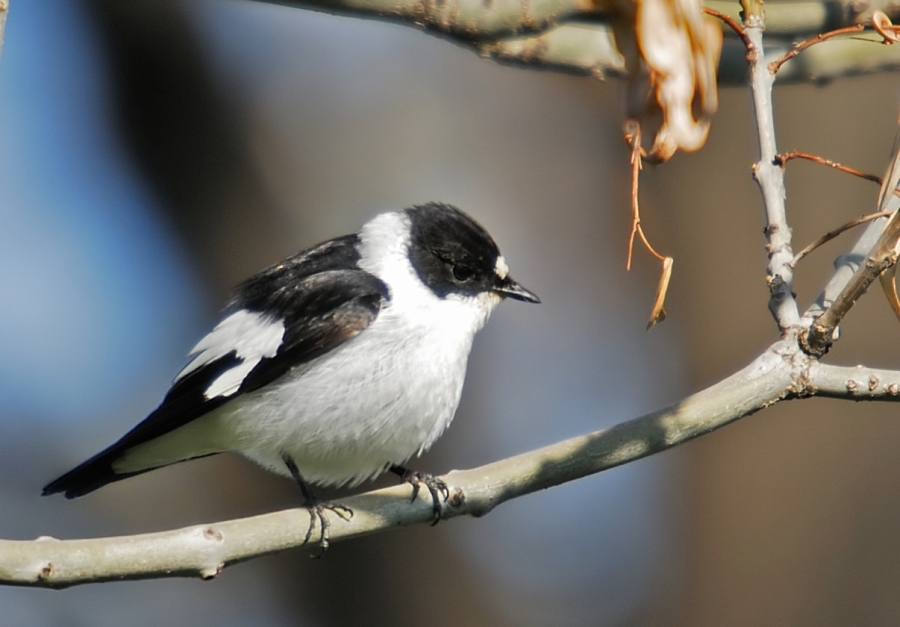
[{"xmin": 175, "ymin": 309, "xmax": 286, "ymax": 400}]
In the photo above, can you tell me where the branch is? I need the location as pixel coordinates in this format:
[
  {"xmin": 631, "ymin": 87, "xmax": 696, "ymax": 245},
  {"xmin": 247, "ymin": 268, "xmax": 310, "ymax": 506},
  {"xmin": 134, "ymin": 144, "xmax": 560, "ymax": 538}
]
[
  {"xmin": 266, "ymin": 0, "xmax": 900, "ymax": 41},
  {"xmin": 802, "ymin": 117, "xmax": 900, "ymax": 353},
  {"xmin": 706, "ymin": 0, "xmax": 900, "ymax": 37},
  {"xmin": 705, "ymin": 6, "xmax": 753, "ymax": 50},
  {"xmin": 744, "ymin": 3, "xmax": 801, "ymax": 333},
  {"xmin": 475, "ymin": 20, "xmax": 900, "ymax": 83},
  {"xmin": 249, "ymin": 0, "xmax": 900, "ymax": 83},
  {"xmin": 767, "ymin": 24, "xmax": 865, "ymax": 74},
  {"xmin": 803, "ymin": 213, "xmax": 891, "ymax": 321},
  {"xmin": 9, "ymin": 334, "xmax": 900, "ymax": 589},
  {"xmin": 771, "ymin": 34, "xmax": 900, "ymax": 83},
  {"xmin": 476, "ymin": 23, "xmax": 626, "ymax": 78},
  {"xmin": 792, "ymin": 209, "xmax": 893, "ymax": 265},
  {"xmin": 265, "ymin": 0, "xmax": 593, "ymax": 40},
  {"xmin": 803, "ymin": 209, "xmax": 900, "ymax": 353},
  {"xmin": 812, "ymin": 363, "xmax": 900, "ymax": 398},
  {"xmin": 0, "ymin": 0, "xmax": 8, "ymax": 64},
  {"xmin": 775, "ymin": 151, "xmax": 883, "ymax": 186},
  {"xmin": 3, "ymin": 343, "xmax": 803, "ymax": 588}
]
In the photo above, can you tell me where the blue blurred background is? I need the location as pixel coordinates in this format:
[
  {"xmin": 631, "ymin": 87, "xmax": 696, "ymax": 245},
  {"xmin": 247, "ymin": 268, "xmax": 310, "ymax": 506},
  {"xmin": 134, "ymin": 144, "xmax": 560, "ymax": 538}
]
[{"xmin": 4, "ymin": 1, "xmax": 900, "ymax": 625}]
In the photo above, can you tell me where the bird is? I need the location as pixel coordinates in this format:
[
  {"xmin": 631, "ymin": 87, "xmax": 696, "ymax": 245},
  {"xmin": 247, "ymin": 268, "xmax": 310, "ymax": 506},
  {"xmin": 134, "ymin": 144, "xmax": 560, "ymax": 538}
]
[{"xmin": 43, "ymin": 202, "xmax": 539, "ymax": 543}]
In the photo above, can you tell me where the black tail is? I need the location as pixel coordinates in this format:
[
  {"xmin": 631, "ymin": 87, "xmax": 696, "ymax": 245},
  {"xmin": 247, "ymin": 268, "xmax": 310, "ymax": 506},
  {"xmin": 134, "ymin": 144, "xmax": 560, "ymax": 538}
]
[
  {"xmin": 43, "ymin": 364, "xmax": 235, "ymax": 498},
  {"xmin": 42, "ymin": 445, "xmax": 149, "ymax": 499}
]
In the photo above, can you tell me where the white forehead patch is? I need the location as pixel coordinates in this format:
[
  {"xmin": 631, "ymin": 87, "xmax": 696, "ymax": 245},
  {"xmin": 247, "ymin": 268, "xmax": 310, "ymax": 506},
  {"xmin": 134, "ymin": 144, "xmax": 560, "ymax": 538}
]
[{"xmin": 494, "ymin": 255, "xmax": 509, "ymax": 280}]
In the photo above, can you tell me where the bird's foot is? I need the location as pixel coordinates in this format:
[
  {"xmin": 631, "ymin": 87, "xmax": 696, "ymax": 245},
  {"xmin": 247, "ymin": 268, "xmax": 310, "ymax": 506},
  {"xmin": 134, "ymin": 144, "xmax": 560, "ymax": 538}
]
[
  {"xmin": 390, "ymin": 464, "xmax": 449, "ymax": 524},
  {"xmin": 283, "ymin": 454, "xmax": 353, "ymax": 555},
  {"xmin": 304, "ymin": 500, "xmax": 353, "ymax": 554}
]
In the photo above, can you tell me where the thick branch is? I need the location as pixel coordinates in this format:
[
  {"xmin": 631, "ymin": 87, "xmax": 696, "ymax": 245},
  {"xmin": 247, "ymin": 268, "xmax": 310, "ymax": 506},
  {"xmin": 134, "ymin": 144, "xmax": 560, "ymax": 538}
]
[
  {"xmin": 11, "ymin": 342, "xmax": 900, "ymax": 589},
  {"xmin": 3, "ymin": 343, "xmax": 801, "ymax": 588}
]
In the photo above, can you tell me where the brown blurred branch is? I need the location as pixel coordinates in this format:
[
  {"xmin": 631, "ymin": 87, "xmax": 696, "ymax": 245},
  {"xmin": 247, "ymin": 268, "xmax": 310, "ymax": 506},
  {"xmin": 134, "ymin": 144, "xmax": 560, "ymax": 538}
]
[
  {"xmin": 476, "ymin": 24, "xmax": 626, "ymax": 78},
  {"xmin": 265, "ymin": 0, "xmax": 594, "ymax": 40},
  {"xmin": 0, "ymin": 0, "xmax": 8, "ymax": 64},
  {"xmin": 262, "ymin": 0, "xmax": 900, "ymax": 40},
  {"xmin": 247, "ymin": 0, "xmax": 900, "ymax": 83}
]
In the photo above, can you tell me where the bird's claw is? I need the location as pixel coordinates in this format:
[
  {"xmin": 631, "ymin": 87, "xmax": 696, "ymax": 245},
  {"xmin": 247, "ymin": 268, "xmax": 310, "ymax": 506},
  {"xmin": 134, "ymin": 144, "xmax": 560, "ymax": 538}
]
[
  {"xmin": 283, "ymin": 454, "xmax": 353, "ymax": 555},
  {"xmin": 392, "ymin": 466, "xmax": 449, "ymax": 524},
  {"xmin": 304, "ymin": 501, "xmax": 354, "ymax": 556}
]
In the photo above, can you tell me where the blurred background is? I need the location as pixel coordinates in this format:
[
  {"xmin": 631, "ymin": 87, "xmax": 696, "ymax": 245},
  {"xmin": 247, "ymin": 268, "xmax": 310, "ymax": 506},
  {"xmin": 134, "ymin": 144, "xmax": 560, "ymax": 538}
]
[{"xmin": 2, "ymin": 0, "xmax": 900, "ymax": 625}]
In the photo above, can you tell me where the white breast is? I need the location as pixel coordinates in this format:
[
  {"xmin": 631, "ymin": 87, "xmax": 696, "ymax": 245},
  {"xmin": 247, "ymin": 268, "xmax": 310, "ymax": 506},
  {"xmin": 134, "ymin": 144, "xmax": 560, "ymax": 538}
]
[{"xmin": 213, "ymin": 212, "xmax": 501, "ymax": 487}]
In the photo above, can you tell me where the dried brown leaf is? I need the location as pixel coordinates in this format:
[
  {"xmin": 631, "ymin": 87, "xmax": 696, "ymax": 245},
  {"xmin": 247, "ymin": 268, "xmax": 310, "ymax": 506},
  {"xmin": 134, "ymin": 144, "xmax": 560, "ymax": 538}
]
[
  {"xmin": 879, "ymin": 264, "xmax": 900, "ymax": 323},
  {"xmin": 614, "ymin": 0, "xmax": 722, "ymax": 161},
  {"xmin": 647, "ymin": 256, "xmax": 673, "ymax": 329}
]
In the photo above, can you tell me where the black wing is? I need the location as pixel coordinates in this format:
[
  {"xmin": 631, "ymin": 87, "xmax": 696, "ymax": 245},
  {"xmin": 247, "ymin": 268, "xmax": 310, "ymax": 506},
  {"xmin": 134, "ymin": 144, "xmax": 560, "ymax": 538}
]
[{"xmin": 43, "ymin": 237, "xmax": 390, "ymax": 498}]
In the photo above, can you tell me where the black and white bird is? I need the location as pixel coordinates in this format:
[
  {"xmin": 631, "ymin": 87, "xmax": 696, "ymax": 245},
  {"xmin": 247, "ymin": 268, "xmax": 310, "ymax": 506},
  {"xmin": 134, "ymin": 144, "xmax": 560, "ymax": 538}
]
[{"xmin": 43, "ymin": 203, "xmax": 539, "ymax": 532}]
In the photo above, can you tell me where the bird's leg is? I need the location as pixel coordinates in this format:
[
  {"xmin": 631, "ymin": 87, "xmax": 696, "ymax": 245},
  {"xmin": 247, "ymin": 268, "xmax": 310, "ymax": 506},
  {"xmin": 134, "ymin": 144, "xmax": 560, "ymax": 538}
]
[
  {"xmin": 389, "ymin": 464, "xmax": 449, "ymax": 525},
  {"xmin": 282, "ymin": 454, "xmax": 352, "ymax": 553}
]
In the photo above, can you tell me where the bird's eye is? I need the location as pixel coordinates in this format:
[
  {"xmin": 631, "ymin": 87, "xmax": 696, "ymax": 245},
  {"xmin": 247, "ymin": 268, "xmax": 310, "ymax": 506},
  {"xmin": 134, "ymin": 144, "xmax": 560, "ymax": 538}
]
[{"xmin": 452, "ymin": 264, "xmax": 474, "ymax": 281}]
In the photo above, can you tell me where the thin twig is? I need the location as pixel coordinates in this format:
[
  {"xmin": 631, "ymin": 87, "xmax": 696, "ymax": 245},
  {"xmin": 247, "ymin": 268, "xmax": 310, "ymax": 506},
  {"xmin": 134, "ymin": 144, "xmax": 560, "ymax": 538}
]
[
  {"xmin": 623, "ymin": 123, "xmax": 666, "ymax": 266},
  {"xmin": 623, "ymin": 120, "xmax": 670, "ymax": 326},
  {"xmin": 775, "ymin": 151, "xmax": 883, "ymax": 185},
  {"xmin": 801, "ymin": 213, "xmax": 891, "ymax": 318},
  {"xmin": 776, "ymin": 150, "xmax": 900, "ymax": 264},
  {"xmin": 625, "ymin": 120, "xmax": 643, "ymax": 271},
  {"xmin": 635, "ymin": 224, "xmax": 666, "ymax": 261},
  {"xmin": 704, "ymin": 6, "xmax": 754, "ymax": 51},
  {"xmin": 792, "ymin": 210, "xmax": 894, "ymax": 265},
  {"xmin": 769, "ymin": 25, "xmax": 866, "ymax": 74}
]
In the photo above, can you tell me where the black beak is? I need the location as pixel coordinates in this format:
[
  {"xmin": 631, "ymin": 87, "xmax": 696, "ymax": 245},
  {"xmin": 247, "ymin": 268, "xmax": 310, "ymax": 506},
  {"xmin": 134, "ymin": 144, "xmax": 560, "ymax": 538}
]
[{"xmin": 495, "ymin": 278, "xmax": 541, "ymax": 303}]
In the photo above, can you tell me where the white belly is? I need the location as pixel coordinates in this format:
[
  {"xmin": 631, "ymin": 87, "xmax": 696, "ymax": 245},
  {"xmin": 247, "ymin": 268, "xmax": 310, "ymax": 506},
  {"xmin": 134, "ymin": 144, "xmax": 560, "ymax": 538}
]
[{"xmin": 214, "ymin": 301, "xmax": 480, "ymax": 487}]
